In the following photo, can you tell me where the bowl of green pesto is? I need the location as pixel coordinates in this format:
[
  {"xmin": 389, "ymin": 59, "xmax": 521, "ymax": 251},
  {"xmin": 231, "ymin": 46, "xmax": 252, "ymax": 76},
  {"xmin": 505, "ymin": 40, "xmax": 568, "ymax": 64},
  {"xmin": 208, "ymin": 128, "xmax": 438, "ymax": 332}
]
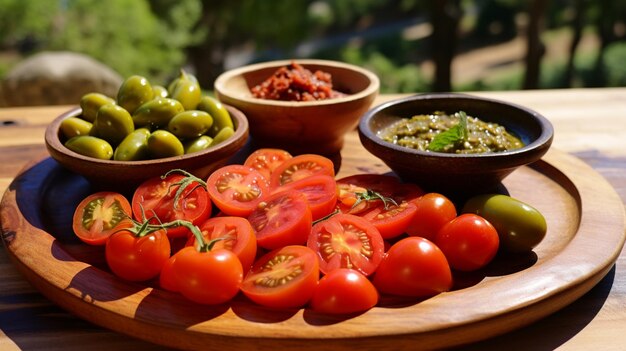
[{"xmin": 358, "ymin": 93, "xmax": 554, "ymax": 195}]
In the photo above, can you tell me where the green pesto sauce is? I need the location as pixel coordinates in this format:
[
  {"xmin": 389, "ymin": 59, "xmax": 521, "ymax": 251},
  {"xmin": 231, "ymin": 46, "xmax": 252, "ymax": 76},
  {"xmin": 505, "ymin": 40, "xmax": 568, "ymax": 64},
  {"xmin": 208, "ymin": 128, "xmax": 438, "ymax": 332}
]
[{"xmin": 378, "ymin": 111, "xmax": 524, "ymax": 154}]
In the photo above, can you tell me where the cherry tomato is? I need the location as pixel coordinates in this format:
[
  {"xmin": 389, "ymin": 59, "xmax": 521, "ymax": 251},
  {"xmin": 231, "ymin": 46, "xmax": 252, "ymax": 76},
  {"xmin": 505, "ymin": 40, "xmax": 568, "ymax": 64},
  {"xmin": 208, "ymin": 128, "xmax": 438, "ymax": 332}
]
[
  {"xmin": 310, "ymin": 268, "xmax": 378, "ymax": 314},
  {"xmin": 248, "ymin": 190, "xmax": 312, "ymax": 250},
  {"xmin": 435, "ymin": 213, "xmax": 499, "ymax": 271},
  {"xmin": 336, "ymin": 174, "xmax": 422, "ymax": 214},
  {"xmin": 206, "ymin": 164, "xmax": 270, "ymax": 217},
  {"xmin": 105, "ymin": 228, "xmax": 171, "ymax": 281},
  {"xmin": 172, "ymin": 246, "xmax": 243, "ymax": 305},
  {"xmin": 373, "ymin": 237, "xmax": 452, "ymax": 298},
  {"xmin": 72, "ymin": 192, "xmax": 133, "ymax": 245},
  {"xmin": 273, "ymin": 174, "xmax": 337, "ymax": 220},
  {"xmin": 359, "ymin": 201, "xmax": 417, "ymax": 239},
  {"xmin": 307, "ymin": 213, "xmax": 384, "ymax": 276},
  {"xmin": 406, "ymin": 193, "xmax": 457, "ymax": 241},
  {"xmin": 132, "ymin": 173, "xmax": 211, "ymax": 238},
  {"xmin": 159, "ymin": 255, "xmax": 178, "ymax": 292},
  {"xmin": 243, "ymin": 148, "xmax": 292, "ymax": 181},
  {"xmin": 269, "ymin": 154, "xmax": 335, "ymax": 188},
  {"xmin": 241, "ymin": 245, "xmax": 319, "ymax": 308},
  {"xmin": 186, "ymin": 216, "xmax": 257, "ymax": 272}
]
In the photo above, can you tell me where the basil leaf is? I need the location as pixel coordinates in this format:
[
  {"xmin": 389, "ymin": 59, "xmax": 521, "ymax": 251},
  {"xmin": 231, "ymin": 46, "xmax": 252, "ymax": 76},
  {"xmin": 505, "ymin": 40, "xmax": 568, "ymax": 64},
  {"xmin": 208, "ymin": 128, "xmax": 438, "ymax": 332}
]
[{"xmin": 427, "ymin": 111, "xmax": 468, "ymax": 152}]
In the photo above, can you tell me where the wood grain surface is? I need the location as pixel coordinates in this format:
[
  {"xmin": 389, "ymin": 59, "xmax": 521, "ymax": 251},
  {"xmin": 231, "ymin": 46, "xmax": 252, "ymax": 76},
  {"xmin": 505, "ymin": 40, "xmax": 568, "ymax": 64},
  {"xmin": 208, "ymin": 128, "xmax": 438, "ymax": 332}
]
[{"xmin": 1, "ymin": 89, "xmax": 626, "ymax": 350}]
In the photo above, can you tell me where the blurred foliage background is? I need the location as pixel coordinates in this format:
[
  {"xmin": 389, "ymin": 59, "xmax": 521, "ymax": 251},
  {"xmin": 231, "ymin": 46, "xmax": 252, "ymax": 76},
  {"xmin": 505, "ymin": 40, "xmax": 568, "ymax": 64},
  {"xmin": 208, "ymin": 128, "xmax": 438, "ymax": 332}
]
[{"xmin": 0, "ymin": 0, "xmax": 625, "ymax": 96}]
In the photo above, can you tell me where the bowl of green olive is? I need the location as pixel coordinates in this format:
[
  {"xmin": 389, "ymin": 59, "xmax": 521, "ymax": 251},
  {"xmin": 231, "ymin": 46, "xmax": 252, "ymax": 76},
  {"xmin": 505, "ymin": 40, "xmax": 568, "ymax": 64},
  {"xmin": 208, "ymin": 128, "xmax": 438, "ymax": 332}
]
[
  {"xmin": 45, "ymin": 71, "xmax": 249, "ymax": 191},
  {"xmin": 358, "ymin": 93, "xmax": 554, "ymax": 195}
]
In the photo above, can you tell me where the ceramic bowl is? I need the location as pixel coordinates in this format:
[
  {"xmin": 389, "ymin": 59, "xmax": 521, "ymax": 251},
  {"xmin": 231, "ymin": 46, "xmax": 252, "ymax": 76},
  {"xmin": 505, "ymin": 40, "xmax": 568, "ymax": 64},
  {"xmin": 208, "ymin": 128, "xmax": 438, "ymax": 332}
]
[
  {"xmin": 45, "ymin": 105, "xmax": 249, "ymax": 191},
  {"xmin": 358, "ymin": 93, "xmax": 554, "ymax": 196},
  {"xmin": 214, "ymin": 59, "xmax": 379, "ymax": 156}
]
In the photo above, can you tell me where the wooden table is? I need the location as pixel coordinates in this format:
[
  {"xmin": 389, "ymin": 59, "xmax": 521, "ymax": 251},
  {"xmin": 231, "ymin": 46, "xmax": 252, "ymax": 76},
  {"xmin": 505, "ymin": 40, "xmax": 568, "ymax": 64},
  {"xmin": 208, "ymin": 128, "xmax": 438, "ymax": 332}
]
[{"xmin": 1, "ymin": 89, "xmax": 625, "ymax": 350}]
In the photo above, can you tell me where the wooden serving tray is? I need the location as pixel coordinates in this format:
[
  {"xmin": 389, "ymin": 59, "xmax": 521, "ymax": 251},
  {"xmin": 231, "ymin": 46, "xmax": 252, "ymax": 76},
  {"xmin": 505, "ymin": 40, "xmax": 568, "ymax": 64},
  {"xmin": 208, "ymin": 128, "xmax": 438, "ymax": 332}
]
[{"xmin": 1, "ymin": 147, "xmax": 625, "ymax": 351}]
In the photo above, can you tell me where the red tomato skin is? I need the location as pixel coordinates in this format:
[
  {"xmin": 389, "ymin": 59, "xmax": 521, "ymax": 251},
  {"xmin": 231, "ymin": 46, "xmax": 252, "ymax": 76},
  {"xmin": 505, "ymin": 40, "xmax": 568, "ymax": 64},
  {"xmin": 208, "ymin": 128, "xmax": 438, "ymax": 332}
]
[
  {"xmin": 186, "ymin": 216, "xmax": 257, "ymax": 273},
  {"xmin": 206, "ymin": 164, "xmax": 270, "ymax": 217},
  {"xmin": 269, "ymin": 154, "xmax": 335, "ymax": 188},
  {"xmin": 373, "ymin": 237, "xmax": 452, "ymax": 298},
  {"xmin": 243, "ymin": 148, "xmax": 292, "ymax": 181},
  {"xmin": 248, "ymin": 190, "xmax": 312, "ymax": 250},
  {"xmin": 406, "ymin": 193, "xmax": 457, "ymax": 241},
  {"xmin": 272, "ymin": 174, "xmax": 338, "ymax": 220},
  {"xmin": 307, "ymin": 213, "xmax": 384, "ymax": 277},
  {"xmin": 159, "ymin": 255, "xmax": 178, "ymax": 292},
  {"xmin": 105, "ymin": 229, "xmax": 171, "ymax": 282},
  {"xmin": 241, "ymin": 245, "xmax": 319, "ymax": 309},
  {"xmin": 172, "ymin": 247, "xmax": 243, "ymax": 305},
  {"xmin": 72, "ymin": 192, "xmax": 133, "ymax": 245},
  {"xmin": 310, "ymin": 269, "xmax": 378, "ymax": 314},
  {"xmin": 435, "ymin": 213, "xmax": 500, "ymax": 272}
]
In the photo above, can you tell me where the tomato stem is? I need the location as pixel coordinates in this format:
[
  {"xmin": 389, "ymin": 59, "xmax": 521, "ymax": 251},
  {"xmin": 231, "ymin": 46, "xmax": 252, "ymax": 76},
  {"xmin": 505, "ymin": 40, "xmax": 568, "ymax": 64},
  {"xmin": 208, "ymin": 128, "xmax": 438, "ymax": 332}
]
[
  {"xmin": 312, "ymin": 209, "xmax": 340, "ymax": 225},
  {"xmin": 162, "ymin": 169, "xmax": 208, "ymax": 211},
  {"xmin": 353, "ymin": 189, "xmax": 398, "ymax": 210}
]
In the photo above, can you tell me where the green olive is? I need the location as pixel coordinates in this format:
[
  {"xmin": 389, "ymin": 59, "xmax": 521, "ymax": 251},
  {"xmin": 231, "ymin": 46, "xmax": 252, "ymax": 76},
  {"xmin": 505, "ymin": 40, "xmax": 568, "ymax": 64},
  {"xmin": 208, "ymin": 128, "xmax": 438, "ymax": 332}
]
[
  {"xmin": 114, "ymin": 128, "xmax": 151, "ymax": 161},
  {"xmin": 209, "ymin": 126, "xmax": 234, "ymax": 146},
  {"xmin": 167, "ymin": 110, "xmax": 213, "ymax": 138},
  {"xmin": 197, "ymin": 95, "xmax": 234, "ymax": 137},
  {"xmin": 60, "ymin": 117, "xmax": 93, "ymax": 139},
  {"xmin": 132, "ymin": 97, "xmax": 185, "ymax": 129},
  {"xmin": 462, "ymin": 194, "xmax": 547, "ymax": 253},
  {"xmin": 117, "ymin": 75, "xmax": 154, "ymax": 114},
  {"xmin": 184, "ymin": 135, "xmax": 213, "ymax": 154},
  {"xmin": 168, "ymin": 69, "xmax": 202, "ymax": 110},
  {"xmin": 91, "ymin": 104, "xmax": 135, "ymax": 146},
  {"xmin": 65, "ymin": 135, "xmax": 113, "ymax": 160},
  {"xmin": 80, "ymin": 93, "xmax": 115, "ymax": 122},
  {"xmin": 147, "ymin": 130, "xmax": 184, "ymax": 158},
  {"xmin": 152, "ymin": 85, "xmax": 169, "ymax": 98}
]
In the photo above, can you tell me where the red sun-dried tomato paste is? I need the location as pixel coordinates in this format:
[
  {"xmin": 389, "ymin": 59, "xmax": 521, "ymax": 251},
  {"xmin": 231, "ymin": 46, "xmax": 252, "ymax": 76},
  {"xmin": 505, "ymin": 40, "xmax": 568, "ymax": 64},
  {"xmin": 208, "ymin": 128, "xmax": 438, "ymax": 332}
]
[{"xmin": 250, "ymin": 62, "xmax": 345, "ymax": 101}]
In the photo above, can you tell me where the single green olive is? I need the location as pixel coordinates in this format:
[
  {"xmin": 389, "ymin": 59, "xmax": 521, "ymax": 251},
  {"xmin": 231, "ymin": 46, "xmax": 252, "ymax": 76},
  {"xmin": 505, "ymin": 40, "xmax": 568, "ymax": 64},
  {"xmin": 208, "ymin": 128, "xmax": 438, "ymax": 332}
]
[
  {"xmin": 80, "ymin": 93, "xmax": 115, "ymax": 122},
  {"xmin": 65, "ymin": 135, "xmax": 113, "ymax": 160},
  {"xmin": 114, "ymin": 128, "xmax": 151, "ymax": 161},
  {"xmin": 167, "ymin": 110, "xmax": 213, "ymax": 138},
  {"xmin": 152, "ymin": 85, "xmax": 169, "ymax": 98},
  {"xmin": 117, "ymin": 75, "xmax": 154, "ymax": 114},
  {"xmin": 209, "ymin": 126, "xmax": 234, "ymax": 146},
  {"xmin": 184, "ymin": 135, "xmax": 213, "ymax": 154},
  {"xmin": 168, "ymin": 69, "xmax": 202, "ymax": 110},
  {"xmin": 197, "ymin": 95, "xmax": 234, "ymax": 137},
  {"xmin": 132, "ymin": 97, "xmax": 185, "ymax": 129},
  {"xmin": 91, "ymin": 104, "xmax": 135, "ymax": 146},
  {"xmin": 147, "ymin": 130, "xmax": 184, "ymax": 158},
  {"xmin": 462, "ymin": 194, "xmax": 547, "ymax": 253},
  {"xmin": 60, "ymin": 117, "xmax": 93, "ymax": 139}
]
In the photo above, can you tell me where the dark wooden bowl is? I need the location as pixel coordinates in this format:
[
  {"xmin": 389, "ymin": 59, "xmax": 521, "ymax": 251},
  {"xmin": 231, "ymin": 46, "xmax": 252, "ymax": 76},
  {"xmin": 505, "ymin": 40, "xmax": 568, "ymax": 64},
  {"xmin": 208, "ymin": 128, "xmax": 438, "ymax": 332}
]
[
  {"xmin": 214, "ymin": 59, "xmax": 379, "ymax": 156},
  {"xmin": 45, "ymin": 105, "xmax": 249, "ymax": 191},
  {"xmin": 358, "ymin": 93, "xmax": 554, "ymax": 196}
]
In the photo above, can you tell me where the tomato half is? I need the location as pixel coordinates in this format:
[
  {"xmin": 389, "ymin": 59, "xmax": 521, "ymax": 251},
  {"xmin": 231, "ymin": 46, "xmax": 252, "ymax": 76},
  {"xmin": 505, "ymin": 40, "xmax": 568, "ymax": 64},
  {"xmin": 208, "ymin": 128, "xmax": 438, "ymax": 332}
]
[
  {"xmin": 105, "ymin": 228, "xmax": 171, "ymax": 281},
  {"xmin": 359, "ymin": 201, "xmax": 417, "ymax": 239},
  {"xmin": 435, "ymin": 213, "xmax": 499, "ymax": 271},
  {"xmin": 186, "ymin": 216, "xmax": 257, "ymax": 272},
  {"xmin": 243, "ymin": 148, "xmax": 292, "ymax": 181},
  {"xmin": 132, "ymin": 173, "xmax": 211, "ymax": 238},
  {"xmin": 310, "ymin": 268, "xmax": 379, "ymax": 314},
  {"xmin": 373, "ymin": 236, "xmax": 452, "ymax": 298},
  {"xmin": 72, "ymin": 192, "xmax": 133, "ymax": 245},
  {"xmin": 272, "ymin": 174, "xmax": 337, "ymax": 220},
  {"xmin": 248, "ymin": 190, "xmax": 312, "ymax": 250},
  {"xmin": 241, "ymin": 245, "xmax": 319, "ymax": 308},
  {"xmin": 269, "ymin": 154, "xmax": 335, "ymax": 188},
  {"xmin": 307, "ymin": 213, "xmax": 384, "ymax": 276},
  {"xmin": 206, "ymin": 164, "xmax": 270, "ymax": 217},
  {"xmin": 406, "ymin": 193, "xmax": 457, "ymax": 241},
  {"xmin": 336, "ymin": 174, "xmax": 422, "ymax": 214}
]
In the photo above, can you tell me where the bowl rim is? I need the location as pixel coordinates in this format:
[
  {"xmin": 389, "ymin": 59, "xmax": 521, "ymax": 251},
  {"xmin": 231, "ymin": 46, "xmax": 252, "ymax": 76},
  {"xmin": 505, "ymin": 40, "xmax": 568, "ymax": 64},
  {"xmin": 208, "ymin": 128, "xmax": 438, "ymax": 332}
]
[
  {"xmin": 45, "ymin": 105, "xmax": 249, "ymax": 167},
  {"xmin": 358, "ymin": 92, "xmax": 554, "ymax": 160},
  {"xmin": 214, "ymin": 59, "xmax": 380, "ymax": 107}
]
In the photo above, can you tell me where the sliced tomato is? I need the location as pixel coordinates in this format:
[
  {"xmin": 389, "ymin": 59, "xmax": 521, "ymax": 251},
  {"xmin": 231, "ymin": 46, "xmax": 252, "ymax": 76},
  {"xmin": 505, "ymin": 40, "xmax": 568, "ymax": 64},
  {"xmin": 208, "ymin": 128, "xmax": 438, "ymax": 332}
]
[
  {"xmin": 241, "ymin": 245, "xmax": 319, "ymax": 308},
  {"xmin": 269, "ymin": 154, "xmax": 335, "ymax": 188},
  {"xmin": 307, "ymin": 213, "xmax": 384, "ymax": 276},
  {"xmin": 359, "ymin": 201, "xmax": 418, "ymax": 239},
  {"xmin": 186, "ymin": 216, "xmax": 257, "ymax": 272},
  {"xmin": 272, "ymin": 174, "xmax": 337, "ymax": 220},
  {"xmin": 247, "ymin": 190, "xmax": 312, "ymax": 250},
  {"xmin": 336, "ymin": 174, "xmax": 423, "ymax": 214},
  {"xmin": 132, "ymin": 173, "xmax": 211, "ymax": 238},
  {"xmin": 206, "ymin": 164, "xmax": 270, "ymax": 217},
  {"xmin": 72, "ymin": 192, "xmax": 133, "ymax": 245},
  {"xmin": 243, "ymin": 148, "xmax": 292, "ymax": 181}
]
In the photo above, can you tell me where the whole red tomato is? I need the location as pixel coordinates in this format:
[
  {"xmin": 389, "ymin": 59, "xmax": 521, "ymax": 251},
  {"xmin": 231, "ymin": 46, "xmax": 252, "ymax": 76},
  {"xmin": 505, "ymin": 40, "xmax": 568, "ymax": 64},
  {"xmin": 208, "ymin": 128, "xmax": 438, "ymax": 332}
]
[
  {"xmin": 310, "ymin": 268, "xmax": 378, "ymax": 314},
  {"xmin": 105, "ymin": 228, "xmax": 171, "ymax": 282},
  {"xmin": 406, "ymin": 193, "xmax": 457, "ymax": 241}
]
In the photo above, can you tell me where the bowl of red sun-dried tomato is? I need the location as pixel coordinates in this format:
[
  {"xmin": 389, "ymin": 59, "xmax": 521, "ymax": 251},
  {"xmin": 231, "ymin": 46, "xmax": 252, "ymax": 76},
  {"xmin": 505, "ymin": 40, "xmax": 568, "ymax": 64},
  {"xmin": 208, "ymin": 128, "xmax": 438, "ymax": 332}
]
[{"xmin": 214, "ymin": 59, "xmax": 380, "ymax": 156}]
